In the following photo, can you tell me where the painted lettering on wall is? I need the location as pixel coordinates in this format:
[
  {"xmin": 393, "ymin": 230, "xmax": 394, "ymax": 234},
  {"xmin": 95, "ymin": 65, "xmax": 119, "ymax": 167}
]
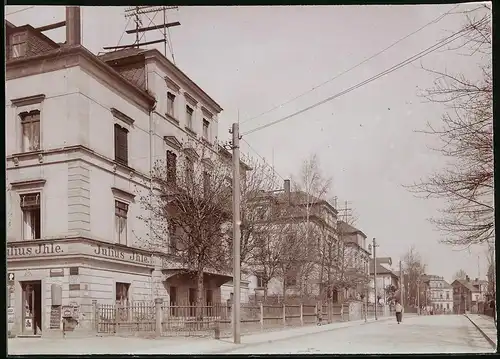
[
  {"xmin": 93, "ymin": 245, "xmax": 151, "ymax": 264},
  {"xmin": 7, "ymin": 243, "xmax": 63, "ymax": 257}
]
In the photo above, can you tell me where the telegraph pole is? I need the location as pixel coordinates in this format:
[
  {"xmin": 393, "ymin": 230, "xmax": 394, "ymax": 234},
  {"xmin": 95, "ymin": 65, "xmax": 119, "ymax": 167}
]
[
  {"xmin": 399, "ymin": 260, "xmax": 404, "ymax": 309},
  {"xmin": 373, "ymin": 238, "xmax": 378, "ymax": 320},
  {"xmin": 230, "ymin": 123, "xmax": 241, "ymax": 344}
]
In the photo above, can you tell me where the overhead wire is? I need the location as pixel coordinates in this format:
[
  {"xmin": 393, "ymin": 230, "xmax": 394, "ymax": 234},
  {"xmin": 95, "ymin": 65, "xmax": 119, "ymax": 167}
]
[
  {"xmin": 239, "ymin": 3, "xmax": 461, "ymax": 127},
  {"xmin": 242, "ymin": 16, "xmax": 488, "ymax": 137},
  {"xmin": 6, "ymin": 6, "xmax": 35, "ymax": 16},
  {"xmin": 241, "ymin": 138, "xmax": 286, "ymax": 189}
]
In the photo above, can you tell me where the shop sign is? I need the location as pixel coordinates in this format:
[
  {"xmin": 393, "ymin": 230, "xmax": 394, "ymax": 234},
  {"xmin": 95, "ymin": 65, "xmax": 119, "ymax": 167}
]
[
  {"xmin": 24, "ymin": 318, "xmax": 33, "ymax": 330},
  {"xmin": 93, "ymin": 244, "xmax": 152, "ymax": 265},
  {"xmin": 8, "ymin": 242, "xmax": 63, "ymax": 257}
]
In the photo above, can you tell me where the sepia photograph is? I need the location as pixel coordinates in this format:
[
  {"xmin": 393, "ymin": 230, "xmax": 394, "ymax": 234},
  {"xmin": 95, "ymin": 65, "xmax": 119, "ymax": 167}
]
[{"xmin": 5, "ymin": 3, "xmax": 495, "ymax": 355}]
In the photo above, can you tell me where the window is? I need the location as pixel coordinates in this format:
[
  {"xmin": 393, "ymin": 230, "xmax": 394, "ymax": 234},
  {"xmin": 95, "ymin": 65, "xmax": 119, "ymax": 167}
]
[
  {"xmin": 446, "ymin": 292, "xmax": 449, "ymax": 299},
  {"xmin": 115, "ymin": 200, "xmax": 128, "ymax": 245},
  {"xmin": 114, "ymin": 124, "xmax": 129, "ymax": 166},
  {"xmin": 206, "ymin": 289, "xmax": 213, "ymax": 305},
  {"xmin": 440, "ymin": 293, "xmax": 443, "ymax": 299},
  {"xmin": 189, "ymin": 288, "xmax": 197, "ymax": 316},
  {"xmin": 166, "ymin": 92, "xmax": 175, "ymax": 117},
  {"xmin": 203, "ymin": 119, "xmax": 209, "ymax": 140},
  {"xmin": 21, "ymin": 110, "xmax": 41, "ymax": 152},
  {"xmin": 21, "ymin": 193, "xmax": 41, "ymax": 240},
  {"xmin": 170, "ymin": 286, "xmax": 178, "ymax": 316},
  {"xmin": 256, "ymin": 273, "xmax": 264, "ymax": 288},
  {"xmin": 203, "ymin": 171, "xmax": 210, "ymax": 196},
  {"xmin": 185, "ymin": 158, "xmax": 194, "ymax": 185},
  {"xmin": 168, "ymin": 221, "xmax": 178, "ymax": 253},
  {"xmin": 11, "ymin": 33, "xmax": 27, "ymax": 58},
  {"xmin": 186, "ymin": 106, "xmax": 193, "ymax": 129},
  {"xmin": 166, "ymin": 151, "xmax": 177, "ymax": 185},
  {"xmin": 285, "ymin": 270, "xmax": 297, "ymax": 287},
  {"xmin": 116, "ymin": 282, "xmax": 130, "ymax": 304}
]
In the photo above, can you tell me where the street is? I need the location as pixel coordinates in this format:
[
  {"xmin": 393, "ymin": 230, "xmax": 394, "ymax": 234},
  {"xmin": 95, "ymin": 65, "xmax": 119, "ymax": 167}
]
[{"xmin": 222, "ymin": 315, "xmax": 495, "ymax": 354}]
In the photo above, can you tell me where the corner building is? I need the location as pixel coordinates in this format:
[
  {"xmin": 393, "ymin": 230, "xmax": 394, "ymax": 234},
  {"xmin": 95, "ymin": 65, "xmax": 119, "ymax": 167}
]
[{"xmin": 5, "ymin": 12, "xmax": 231, "ymax": 337}]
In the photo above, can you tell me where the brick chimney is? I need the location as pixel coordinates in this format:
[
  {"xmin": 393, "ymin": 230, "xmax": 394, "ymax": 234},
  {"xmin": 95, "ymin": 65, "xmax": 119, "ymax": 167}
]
[
  {"xmin": 466, "ymin": 275, "xmax": 470, "ymax": 282},
  {"xmin": 65, "ymin": 6, "xmax": 81, "ymax": 46}
]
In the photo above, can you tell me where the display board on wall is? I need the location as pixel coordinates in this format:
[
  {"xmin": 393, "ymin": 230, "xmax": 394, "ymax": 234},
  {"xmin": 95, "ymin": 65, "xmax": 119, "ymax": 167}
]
[{"xmin": 50, "ymin": 306, "xmax": 62, "ymax": 329}]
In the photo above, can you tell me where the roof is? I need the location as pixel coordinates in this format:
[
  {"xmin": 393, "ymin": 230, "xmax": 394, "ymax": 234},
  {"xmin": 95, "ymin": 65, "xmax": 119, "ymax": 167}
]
[
  {"xmin": 369, "ymin": 263, "xmax": 399, "ymax": 278},
  {"xmin": 338, "ymin": 221, "xmax": 367, "ymax": 238},
  {"xmin": 452, "ymin": 279, "xmax": 479, "ymax": 292},
  {"xmin": 98, "ymin": 48, "xmax": 223, "ymax": 113}
]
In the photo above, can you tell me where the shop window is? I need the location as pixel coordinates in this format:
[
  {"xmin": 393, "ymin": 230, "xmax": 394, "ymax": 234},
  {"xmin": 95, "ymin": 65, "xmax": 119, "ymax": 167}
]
[
  {"xmin": 21, "ymin": 193, "xmax": 41, "ymax": 240},
  {"xmin": 116, "ymin": 282, "xmax": 130, "ymax": 304}
]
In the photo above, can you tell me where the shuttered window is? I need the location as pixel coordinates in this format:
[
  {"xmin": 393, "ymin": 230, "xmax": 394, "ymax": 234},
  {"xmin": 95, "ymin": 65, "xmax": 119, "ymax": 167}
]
[{"xmin": 114, "ymin": 124, "xmax": 128, "ymax": 165}]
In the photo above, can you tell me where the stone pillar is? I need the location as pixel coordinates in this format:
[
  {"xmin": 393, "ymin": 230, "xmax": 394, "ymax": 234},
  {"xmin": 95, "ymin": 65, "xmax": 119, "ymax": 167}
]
[{"xmin": 155, "ymin": 298, "xmax": 163, "ymax": 337}]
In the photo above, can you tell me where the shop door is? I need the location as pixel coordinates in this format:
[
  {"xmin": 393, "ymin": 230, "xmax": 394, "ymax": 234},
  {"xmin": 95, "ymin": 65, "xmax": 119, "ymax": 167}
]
[{"xmin": 21, "ymin": 281, "xmax": 42, "ymax": 335}]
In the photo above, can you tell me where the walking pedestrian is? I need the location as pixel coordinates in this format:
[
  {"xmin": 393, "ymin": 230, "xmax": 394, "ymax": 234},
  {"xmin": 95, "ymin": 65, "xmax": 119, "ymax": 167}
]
[{"xmin": 395, "ymin": 300, "xmax": 403, "ymax": 324}]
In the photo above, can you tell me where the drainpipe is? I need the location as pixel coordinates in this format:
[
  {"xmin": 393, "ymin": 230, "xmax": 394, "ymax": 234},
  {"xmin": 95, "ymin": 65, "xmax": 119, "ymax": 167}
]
[{"xmin": 149, "ymin": 99, "xmax": 157, "ymax": 299}]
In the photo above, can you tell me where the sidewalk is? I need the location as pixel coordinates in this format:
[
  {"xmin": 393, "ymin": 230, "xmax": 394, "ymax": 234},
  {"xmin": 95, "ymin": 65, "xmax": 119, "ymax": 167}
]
[
  {"xmin": 140, "ymin": 315, "xmax": 407, "ymax": 354},
  {"xmin": 465, "ymin": 314, "xmax": 497, "ymax": 348},
  {"xmin": 9, "ymin": 314, "xmax": 410, "ymax": 355}
]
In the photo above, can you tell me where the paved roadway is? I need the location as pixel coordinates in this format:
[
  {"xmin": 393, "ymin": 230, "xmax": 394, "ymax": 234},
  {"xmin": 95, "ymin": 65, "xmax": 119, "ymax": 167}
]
[{"xmin": 223, "ymin": 315, "xmax": 496, "ymax": 354}]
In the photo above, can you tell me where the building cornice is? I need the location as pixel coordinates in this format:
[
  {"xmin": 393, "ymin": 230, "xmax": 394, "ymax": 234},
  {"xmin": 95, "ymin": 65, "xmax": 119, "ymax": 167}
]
[
  {"xmin": 6, "ymin": 45, "xmax": 156, "ymax": 112},
  {"xmin": 144, "ymin": 50, "xmax": 223, "ymax": 114}
]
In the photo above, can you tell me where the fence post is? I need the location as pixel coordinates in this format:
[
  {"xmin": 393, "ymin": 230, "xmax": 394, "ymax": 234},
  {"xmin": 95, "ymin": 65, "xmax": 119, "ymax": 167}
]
[
  {"xmin": 260, "ymin": 303, "xmax": 264, "ymax": 331},
  {"xmin": 155, "ymin": 298, "xmax": 162, "ymax": 337},
  {"xmin": 92, "ymin": 300, "xmax": 98, "ymax": 331},
  {"xmin": 300, "ymin": 303, "xmax": 304, "ymax": 326},
  {"xmin": 282, "ymin": 303, "xmax": 286, "ymax": 327}
]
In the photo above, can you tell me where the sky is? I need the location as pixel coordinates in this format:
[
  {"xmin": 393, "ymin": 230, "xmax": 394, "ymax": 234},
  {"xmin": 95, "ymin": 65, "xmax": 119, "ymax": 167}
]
[{"xmin": 5, "ymin": 3, "xmax": 492, "ymax": 283}]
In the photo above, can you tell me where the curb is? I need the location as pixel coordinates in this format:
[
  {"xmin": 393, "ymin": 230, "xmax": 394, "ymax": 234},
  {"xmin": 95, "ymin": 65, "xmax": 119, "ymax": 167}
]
[
  {"xmin": 464, "ymin": 314, "xmax": 496, "ymax": 349},
  {"xmin": 205, "ymin": 316, "xmax": 396, "ymax": 354}
]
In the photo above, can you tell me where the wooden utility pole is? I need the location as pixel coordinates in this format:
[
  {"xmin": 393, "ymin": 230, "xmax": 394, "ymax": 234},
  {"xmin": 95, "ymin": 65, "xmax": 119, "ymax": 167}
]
[
  {"xmin": 399, "ymin": 260, "xmax": 404, "ymax": 308},
  {"xmin": 372, "ymin": 238, "xmax": 378, "ymax": 320},
  {"xmin": 230, "ymin": 123, "xmax": 241, "ymax": 344}
]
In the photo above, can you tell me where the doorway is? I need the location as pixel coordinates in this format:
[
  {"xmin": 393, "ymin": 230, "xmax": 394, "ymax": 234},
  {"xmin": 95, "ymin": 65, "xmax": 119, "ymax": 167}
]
[{"xmin": 21, "ymin": 280, "xmax": 42, "ymax": 335}]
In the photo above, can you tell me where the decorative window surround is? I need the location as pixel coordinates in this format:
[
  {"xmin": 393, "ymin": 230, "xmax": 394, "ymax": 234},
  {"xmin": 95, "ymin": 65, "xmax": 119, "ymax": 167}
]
[
  {"xmin": 10, "ymin": 178, "xmax": 46, "ymax": 190},
  {"xmin": 184, "ymin": 92, "xmax": 198, "ymax": 107},
  {"xmin": 11, "ymin": 94, "xmax": 46, "ymax": 107},
  {"xmin": 164, "ymin": 135, "xmax": 182, "ymax": 151},
  {"xmin": 111, "ymin": 187, "xmax": 136, "ymax": 203},
  {"xmin": 111, "ymin": 108, "xmax": 135, "ymax": 127},
  {"xmin": 201, "ymin": 158, "xmax": 214, "ymax": 169},
  {"xmin": 165, "ymin": 76, "xmax": 181, "ymax": 93},
  {"xmin": 201, "ymin": 106, "xmax": 213, "ymax": 119},
  {"xmin": 184, "ymin": 147, "xmax": 199, "ymax": 160}
]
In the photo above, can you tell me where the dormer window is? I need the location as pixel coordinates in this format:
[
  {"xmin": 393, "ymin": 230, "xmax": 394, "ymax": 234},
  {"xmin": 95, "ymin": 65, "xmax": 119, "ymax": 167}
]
[{"xmin": 11, "ymin": 32, "xmax": 27, "ymax": 58}]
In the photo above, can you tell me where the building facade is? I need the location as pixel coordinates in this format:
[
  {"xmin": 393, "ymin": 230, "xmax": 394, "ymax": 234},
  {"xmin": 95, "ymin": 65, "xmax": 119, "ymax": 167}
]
[
  {"xmin": 6, "ymin": 10, "xmax": 232, "ymax": 337},
  {"xmin": 368, "ymin": 258, "xmax": 400, "ymax": 305},
  {"xmin": 424, "ymin": 275, "xmax": 453, "ymax": 313}
]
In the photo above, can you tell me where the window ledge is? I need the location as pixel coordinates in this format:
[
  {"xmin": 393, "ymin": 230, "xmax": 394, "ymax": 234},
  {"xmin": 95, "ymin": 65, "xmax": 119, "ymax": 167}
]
[
  {"xmin": 185, "ymin": 127, "xmax": 197, "ymax": 137},
  {"xmin": 165, "ymin": 113, "xmax": 179, "ymax": 125},
  {"xmin": 9, "ymin": 150, "xmax": 43, "ymax": 159},
  {"xmin": 202, "ymin": 137, "xmax": 212, "ymax": 146}
]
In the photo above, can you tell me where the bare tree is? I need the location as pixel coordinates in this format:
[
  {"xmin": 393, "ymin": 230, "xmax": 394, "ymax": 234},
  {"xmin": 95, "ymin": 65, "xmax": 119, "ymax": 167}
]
[
  {"xmin": 405, "ymin": 6, "xmax": 493, "ymax": 247},
  {"xmin": 290, "ymin": 154, "xmax": 332, "ymax": 297},
  {"xmin": 401, "ymin": 246, "xmax": 427, "ymax": 308},
  {"xmin": 453, "ymin": 269, "xmax": 468, "ymax": 281},
  {"xmin": 139, "ymin": 141, "xmax": 232, "ymax": 318}
]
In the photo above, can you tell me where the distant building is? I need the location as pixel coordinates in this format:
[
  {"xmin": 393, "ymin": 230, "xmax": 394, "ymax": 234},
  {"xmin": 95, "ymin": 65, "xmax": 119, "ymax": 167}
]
[
  {"xmin": 451, "ymin": 275, "xmax": 486, "ymax": 314},
  {"xmin": 368, "ymin": 257, "xmax": 400, "ymax": 305},
  {"xmin": 423, "ymin": 275, "xmax": 453, "ymax": 313}
]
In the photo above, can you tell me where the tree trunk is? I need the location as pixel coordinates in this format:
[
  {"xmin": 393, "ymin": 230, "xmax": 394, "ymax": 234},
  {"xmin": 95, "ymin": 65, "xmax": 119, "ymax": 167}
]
[
  {"xmin": 263, "ymin": 282, "xmax": 268, "ymax": 302},
  {"xmin": 196, "ymin": 268, "xmax": 204, "ymax": 328}
]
